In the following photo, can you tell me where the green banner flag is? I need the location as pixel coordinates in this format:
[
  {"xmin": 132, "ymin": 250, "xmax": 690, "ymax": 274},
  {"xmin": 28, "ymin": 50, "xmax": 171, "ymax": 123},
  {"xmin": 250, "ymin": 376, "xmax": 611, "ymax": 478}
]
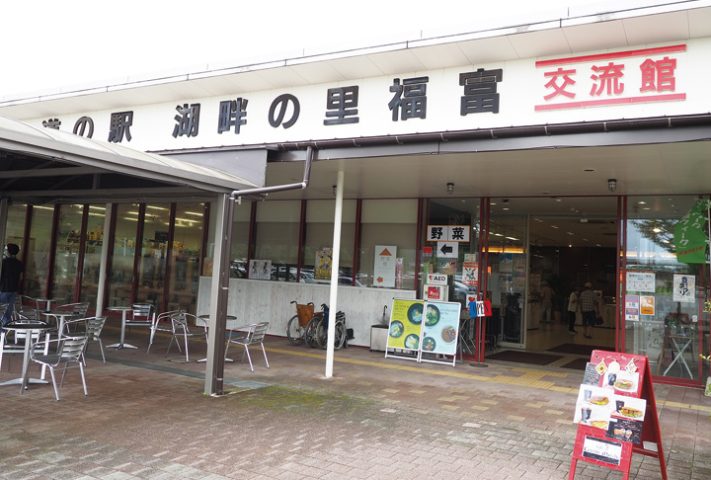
[{"xmin": 674, "ymin": 200, "xmax": 709, "ymax": 264}]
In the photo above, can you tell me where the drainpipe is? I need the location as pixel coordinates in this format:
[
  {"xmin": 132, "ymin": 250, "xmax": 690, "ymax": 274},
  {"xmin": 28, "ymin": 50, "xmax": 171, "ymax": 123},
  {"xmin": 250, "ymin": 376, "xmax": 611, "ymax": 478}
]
[{"xmin": 205, "ymin": 146, "xmax": 314, "ymax": 396}]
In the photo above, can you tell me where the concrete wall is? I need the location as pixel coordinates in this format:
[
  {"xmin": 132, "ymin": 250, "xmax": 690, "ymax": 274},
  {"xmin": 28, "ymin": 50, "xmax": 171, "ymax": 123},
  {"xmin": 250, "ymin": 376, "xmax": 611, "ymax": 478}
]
[{"xmin": 197, "ymin": 276, "xmax": 416, "ymax": 347}]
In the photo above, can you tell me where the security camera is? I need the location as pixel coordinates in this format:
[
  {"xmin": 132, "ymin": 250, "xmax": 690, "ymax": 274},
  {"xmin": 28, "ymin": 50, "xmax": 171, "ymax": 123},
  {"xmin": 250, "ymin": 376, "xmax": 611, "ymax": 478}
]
[{"xmin": 607, "ymin": 178, "xmax": 617, "ymax": 192}]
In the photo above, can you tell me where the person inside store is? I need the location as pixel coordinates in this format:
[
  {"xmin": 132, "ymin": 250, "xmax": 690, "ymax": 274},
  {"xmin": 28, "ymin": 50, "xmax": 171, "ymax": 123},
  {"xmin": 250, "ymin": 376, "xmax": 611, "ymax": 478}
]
[
  {"xmin": 0, "ymin": 243, "xmax": 24, "ymax": 326},
  {"xmin": 540, "ymin": 280, "xmax": 555, "ymax": 324},
  {"xmin": 579, "ymin": 281, "xmax": 599, "ymax": 339},
  {"xmin": 567, "ymin": 286, "xmax": 580, "ymax": 335}
]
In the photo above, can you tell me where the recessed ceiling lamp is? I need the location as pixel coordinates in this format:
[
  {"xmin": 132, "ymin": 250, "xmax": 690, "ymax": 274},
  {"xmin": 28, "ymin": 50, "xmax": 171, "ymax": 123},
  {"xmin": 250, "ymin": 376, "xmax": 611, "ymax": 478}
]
[{"xmin": 446, "ymin": 182, "xmax": 454, "ymax": 194}]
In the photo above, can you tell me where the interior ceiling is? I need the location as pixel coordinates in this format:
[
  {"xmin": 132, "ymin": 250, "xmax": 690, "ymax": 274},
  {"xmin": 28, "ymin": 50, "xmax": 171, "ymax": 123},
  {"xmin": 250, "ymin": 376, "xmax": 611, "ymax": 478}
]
[{"xmin": 264, "ymin": 140, "xmax": 711, "ymax": 201}]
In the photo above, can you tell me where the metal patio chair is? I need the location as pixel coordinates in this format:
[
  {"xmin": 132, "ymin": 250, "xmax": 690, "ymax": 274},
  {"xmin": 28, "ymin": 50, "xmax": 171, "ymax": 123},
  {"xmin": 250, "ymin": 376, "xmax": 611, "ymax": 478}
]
[
  {"xmin": 77, "ymin": 317, "xmax": 106, "ymax": 366},
  {"xmin": 225, "ymin": 322, "xmax": 270, "ymax": 372},
  {"xmin": 30, "ymin": 334, "xmax": 89, "ymax": 401},
  {"xmin": 147, "ymin": 309, "xmax": 184, "ymax": 353},
  {"xmin": 166, "ymin": 312, "xmax": 201, "ymax": 362},
  {"xmin": 126, "ymin": 303, "xmax": 155, "ymax": 332}
]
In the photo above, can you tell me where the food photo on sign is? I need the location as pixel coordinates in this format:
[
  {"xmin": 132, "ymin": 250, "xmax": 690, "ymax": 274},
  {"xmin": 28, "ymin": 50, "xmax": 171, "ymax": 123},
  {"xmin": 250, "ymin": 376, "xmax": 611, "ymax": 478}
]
[
  {"xmin": 574, "ymin": 385, "xmax": 616, "ymax": 431},
  {"xmin": 603, "ymin": 371, "xmax": 639, "ymax": 393},
  {"xmin": 607, "ymin": 395, "xmax": 647, "ymax": 444}
]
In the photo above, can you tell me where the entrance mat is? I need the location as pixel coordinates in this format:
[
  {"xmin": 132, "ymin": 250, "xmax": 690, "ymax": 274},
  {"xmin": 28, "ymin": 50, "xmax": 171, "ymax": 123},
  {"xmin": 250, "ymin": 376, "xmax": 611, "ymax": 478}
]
[
  {"xmin": 547, "ymin": 343, "xmax": 610, "ymax": 356},
  {"xmin": 560, "ymin": 358, "xmax": 590, "ymax": 370},
  {"xmin": 486, "ymin": 350, "xmax": 563, "ymax": 365}
]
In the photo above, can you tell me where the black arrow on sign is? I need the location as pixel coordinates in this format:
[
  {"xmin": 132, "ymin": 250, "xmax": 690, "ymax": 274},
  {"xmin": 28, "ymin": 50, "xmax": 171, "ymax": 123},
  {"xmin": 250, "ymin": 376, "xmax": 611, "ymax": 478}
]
[{"xmin": 440, "ymin": 244, "xmax": 453, "ymax": 255}]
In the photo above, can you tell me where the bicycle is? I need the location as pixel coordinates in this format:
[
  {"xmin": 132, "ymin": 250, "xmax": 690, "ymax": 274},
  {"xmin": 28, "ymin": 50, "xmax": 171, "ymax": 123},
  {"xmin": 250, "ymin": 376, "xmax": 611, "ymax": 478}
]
[{"xmin": 286, "ymin": 300, "xmax": 314, "ymax": 345}]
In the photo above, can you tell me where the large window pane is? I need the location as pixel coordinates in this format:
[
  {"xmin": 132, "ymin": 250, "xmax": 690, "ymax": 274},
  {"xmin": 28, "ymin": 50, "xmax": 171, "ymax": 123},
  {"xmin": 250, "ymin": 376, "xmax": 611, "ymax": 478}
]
[
  {"xmin": 625, "ymin": 195, "xmax": 708, "ymax": 383},
  {"xmin": 79, "ymin": 205, "xmax": 108, "ymax": 306},
  {"xmin": 137, "ymin": 204, "xmax": 170, "ymax": 306},
  {"xmin": 167, "ymin": 203, "xmax": 204, "ymax": 312},
  {"xmin": 52, "ymin": 204, "xmax": 84, "ymax": 305},
  {"xmin": 254, "ymin": 200, "xmax": 300, "ymax": 281},
  {"xmin": 423, "ymin": 198, "xmax": 481, "ymax": 306},
  {"xmin": 3, "ymin": 203, "xmax": 26, "ymax": 248},
  {"xmin": 24, "ymin": 205, "xmax": 54, "ymax": 298},
  {"xmin": 302, "ymin": 200, "xmax": 356, "ymax": 284},
  {"xmin": 108, "ymin": 204, "xmax": 139, "ymax": 307},
  {"xmin": 358, "ymin": 199, "xmax": 417, "ymax": 289}
]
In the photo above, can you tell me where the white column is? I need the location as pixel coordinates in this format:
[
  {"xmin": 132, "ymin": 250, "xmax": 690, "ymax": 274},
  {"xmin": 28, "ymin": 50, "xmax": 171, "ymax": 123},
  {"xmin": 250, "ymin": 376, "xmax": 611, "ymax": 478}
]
[
  {"xmin": 325, "ymin": 170, "xmax": 344, "ymax": 378},
  {"xmin": 95, "ymin": 203, "xmax": 113, "ymax": 315}
]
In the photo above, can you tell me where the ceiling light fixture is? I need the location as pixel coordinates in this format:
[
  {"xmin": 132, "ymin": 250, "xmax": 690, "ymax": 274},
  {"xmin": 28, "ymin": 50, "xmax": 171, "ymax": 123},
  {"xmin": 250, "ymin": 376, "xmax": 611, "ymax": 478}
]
[
  {"xmin": 608, "ymin": 178, "xmax": 617, "ymax": 192},
  {"xmin": 446, "ymin": 182, "xmax": 455, "ymax": 194}
]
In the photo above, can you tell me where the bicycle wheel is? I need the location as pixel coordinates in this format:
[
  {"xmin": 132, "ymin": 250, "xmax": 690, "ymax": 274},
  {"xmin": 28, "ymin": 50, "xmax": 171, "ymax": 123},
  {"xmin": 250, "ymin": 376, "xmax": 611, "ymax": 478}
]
[{"xmin": 286, "ymin": 314, "xmax": 304, "ymax": 345}]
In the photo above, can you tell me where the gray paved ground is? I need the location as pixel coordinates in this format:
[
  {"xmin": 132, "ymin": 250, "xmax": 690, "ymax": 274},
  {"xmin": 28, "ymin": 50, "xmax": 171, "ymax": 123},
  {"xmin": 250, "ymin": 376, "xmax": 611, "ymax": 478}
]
[{"xmin": 1, "ymin": 326, "xmax": 710, "ymax": 479}]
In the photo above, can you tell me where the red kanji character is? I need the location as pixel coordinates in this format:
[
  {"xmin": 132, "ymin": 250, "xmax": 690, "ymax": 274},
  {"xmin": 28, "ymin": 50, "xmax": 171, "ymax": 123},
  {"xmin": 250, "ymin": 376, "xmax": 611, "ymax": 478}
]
[
  {"xmin": 543, "ymin": 67, "xmax": 577, "ymax": 100},
  {"xmin": 640, "ymin": 56, "xmax": 677, "ymax": 93},
  {"xmin": 590, "ymin": 62, "xmax": 625, "ymax": 96}
]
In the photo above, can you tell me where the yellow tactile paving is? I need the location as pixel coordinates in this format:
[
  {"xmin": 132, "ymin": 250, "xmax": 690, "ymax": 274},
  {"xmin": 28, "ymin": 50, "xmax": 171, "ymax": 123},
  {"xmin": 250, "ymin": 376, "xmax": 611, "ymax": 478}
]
[{"xmin": 265, "ymin": 346, "xmax": 709, "ymax": 413}]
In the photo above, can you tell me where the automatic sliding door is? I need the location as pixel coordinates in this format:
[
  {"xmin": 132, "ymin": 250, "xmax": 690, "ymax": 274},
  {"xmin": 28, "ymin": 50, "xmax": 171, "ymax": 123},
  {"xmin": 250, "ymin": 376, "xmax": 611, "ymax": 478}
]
[{"xmin": 487, "ymin": 214, "xmax": 528, "ymax": 347}]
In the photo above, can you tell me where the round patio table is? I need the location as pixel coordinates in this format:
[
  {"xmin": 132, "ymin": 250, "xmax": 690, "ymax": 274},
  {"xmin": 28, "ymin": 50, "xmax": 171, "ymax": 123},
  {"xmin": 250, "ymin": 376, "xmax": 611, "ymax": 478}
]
[{"xmin": 0, "ymin": 322, "xmax": 52, "ymax": 392}]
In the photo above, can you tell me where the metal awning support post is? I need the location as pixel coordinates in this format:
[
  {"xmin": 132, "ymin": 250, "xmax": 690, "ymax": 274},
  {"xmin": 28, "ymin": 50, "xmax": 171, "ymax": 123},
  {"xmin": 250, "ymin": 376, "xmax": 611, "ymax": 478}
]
[
  {"xmin": 204, "ymin": 146, "xmax": 315, "ymax": 396},
  {"xmin": 95, "ymin": 203, "xmax": 113, "ymax": 316},
  {"xmin": 205, "ymin": 193, "xmax": 233, "ymax": 396},
  {"xmin": 325, "ymin": 170, "xmax": 344, "ymax": 378}
]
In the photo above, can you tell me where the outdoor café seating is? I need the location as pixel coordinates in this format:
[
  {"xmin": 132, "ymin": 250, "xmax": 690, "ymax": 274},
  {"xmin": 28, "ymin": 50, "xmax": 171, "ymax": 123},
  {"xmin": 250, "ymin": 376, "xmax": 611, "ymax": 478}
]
[
  {"xmin": 147, "ymin": 309, "xmax": 184, "ymax": 353},
  {"xmin": 30, "ymin": 334, "xmax": 89, "ymax": 401},
  {"xmin": 166, "ymin": 312, "xmax": 202, "ymax": 362},
  {"xmin": 225, "ymin": 322, "xmax": 270, "ymax": 372}
]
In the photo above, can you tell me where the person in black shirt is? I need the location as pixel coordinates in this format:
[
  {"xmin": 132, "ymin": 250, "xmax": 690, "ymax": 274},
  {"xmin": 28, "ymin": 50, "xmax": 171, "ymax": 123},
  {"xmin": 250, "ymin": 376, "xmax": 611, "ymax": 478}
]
[{"xmin": 1, "ymin": 243, "xmax": 24, "ymax": 326}]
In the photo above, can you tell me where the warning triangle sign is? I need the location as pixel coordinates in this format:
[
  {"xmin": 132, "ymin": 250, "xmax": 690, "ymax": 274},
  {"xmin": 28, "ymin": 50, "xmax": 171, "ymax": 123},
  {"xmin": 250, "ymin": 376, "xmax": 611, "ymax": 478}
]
[{"xmin": 379, "ymin": 248, "xmax": 392, "ymax": 256}]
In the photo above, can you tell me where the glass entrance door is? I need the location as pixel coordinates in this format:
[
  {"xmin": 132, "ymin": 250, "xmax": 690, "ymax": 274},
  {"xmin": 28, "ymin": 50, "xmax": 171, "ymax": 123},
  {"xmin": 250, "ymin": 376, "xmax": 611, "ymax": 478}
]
[{"xmin": 487, "ymin": 197, "xmax": 618, "ymax": 351}]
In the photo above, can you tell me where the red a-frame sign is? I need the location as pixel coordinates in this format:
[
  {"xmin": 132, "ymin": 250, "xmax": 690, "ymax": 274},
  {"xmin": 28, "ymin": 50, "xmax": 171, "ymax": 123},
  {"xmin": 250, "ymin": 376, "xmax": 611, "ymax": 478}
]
[{"xmin": 569, "ymin": 350, "xmax": 667, "ymax": 480}]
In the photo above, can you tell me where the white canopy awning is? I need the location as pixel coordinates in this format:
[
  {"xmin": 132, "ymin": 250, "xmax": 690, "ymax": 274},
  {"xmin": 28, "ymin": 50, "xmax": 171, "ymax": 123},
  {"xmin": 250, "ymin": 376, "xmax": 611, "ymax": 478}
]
[{"xmin": 0, "ymin": 115, "xmax": 258, "ymax": 202}]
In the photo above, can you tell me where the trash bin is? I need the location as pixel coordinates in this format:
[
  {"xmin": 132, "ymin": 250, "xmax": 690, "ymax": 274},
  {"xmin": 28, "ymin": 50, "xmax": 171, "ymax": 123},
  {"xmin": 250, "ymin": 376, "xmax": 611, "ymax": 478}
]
[{"xmin": 370, "ymin": 324, "xmax": 388, "ymax": 352}]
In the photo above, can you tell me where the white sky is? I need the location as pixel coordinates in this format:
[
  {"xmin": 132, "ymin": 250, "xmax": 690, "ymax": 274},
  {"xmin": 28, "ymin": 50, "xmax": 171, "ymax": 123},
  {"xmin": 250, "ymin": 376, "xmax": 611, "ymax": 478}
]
[{"xmin": 0, "ymin": 0, "xmax": 674, "ymax": 99}]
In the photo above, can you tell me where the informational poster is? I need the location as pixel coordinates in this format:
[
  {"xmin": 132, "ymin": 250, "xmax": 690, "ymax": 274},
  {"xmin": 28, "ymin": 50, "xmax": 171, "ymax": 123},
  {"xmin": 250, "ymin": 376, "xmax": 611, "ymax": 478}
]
[
  {"xmin": 248, "ymin": 259, "xmax": 272, "ymax": 280},
  {"xmin": 640, "ymin": 296, "xmax": 655, "ymax": 316},
  {"xmin": 386, "ymin": 299, "xmax": 461, "ymax": 366},
  {"xmin": 462, "ymin": 260, "xmax": 479, "ymax": 288},
  {"xmin": 315, "ymin": 247, "xmax": 332, "ymax": 280},
  {"xmin": 386, "ymin": 299, "xmax": 423, "ymax": 352},
  {"xmin": 420, "ymin": 301, "xmax": 460, "ymax": 357},
  {"xmin": 625, "ymin": 295, "xmax": 640, "ymax": 322},
  {"xmin": 626, "ymin": 272, "xmax": 655, "ymax": 293},
  {"xmin": 673, "ymin": 274, "xmax": 695, "ymax": 303},
  {"xmin": 373, "ymin": 245, "xmax": 396, "ymax": 287}
]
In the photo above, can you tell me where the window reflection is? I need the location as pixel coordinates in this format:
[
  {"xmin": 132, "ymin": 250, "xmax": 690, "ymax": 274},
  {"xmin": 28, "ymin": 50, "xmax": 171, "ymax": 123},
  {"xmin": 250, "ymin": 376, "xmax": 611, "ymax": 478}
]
[
  {"xmin": 80, "ymin": 205, "xmax": 107, "ymax": 306},
  {"xmin": 168, "ymin": 203, "xmax": 204, "ymax": 312},
  {"xmin": 23, "ymin": 205, "xmax": 54, "ymax": 298},
  {"xmin": 108, "ymin": 204, "xmax": 139, "ymax": 307},
  {"xmin": 51, "ymin": 204, "xmax": 84, "ymax": 304},
  {"xmin": 137, "ymin": 204, "xmax": 170, "ymax": 307},
  {"xmin": 625, "ymin": 196, "xmax": 708, "ymax": 382}
]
